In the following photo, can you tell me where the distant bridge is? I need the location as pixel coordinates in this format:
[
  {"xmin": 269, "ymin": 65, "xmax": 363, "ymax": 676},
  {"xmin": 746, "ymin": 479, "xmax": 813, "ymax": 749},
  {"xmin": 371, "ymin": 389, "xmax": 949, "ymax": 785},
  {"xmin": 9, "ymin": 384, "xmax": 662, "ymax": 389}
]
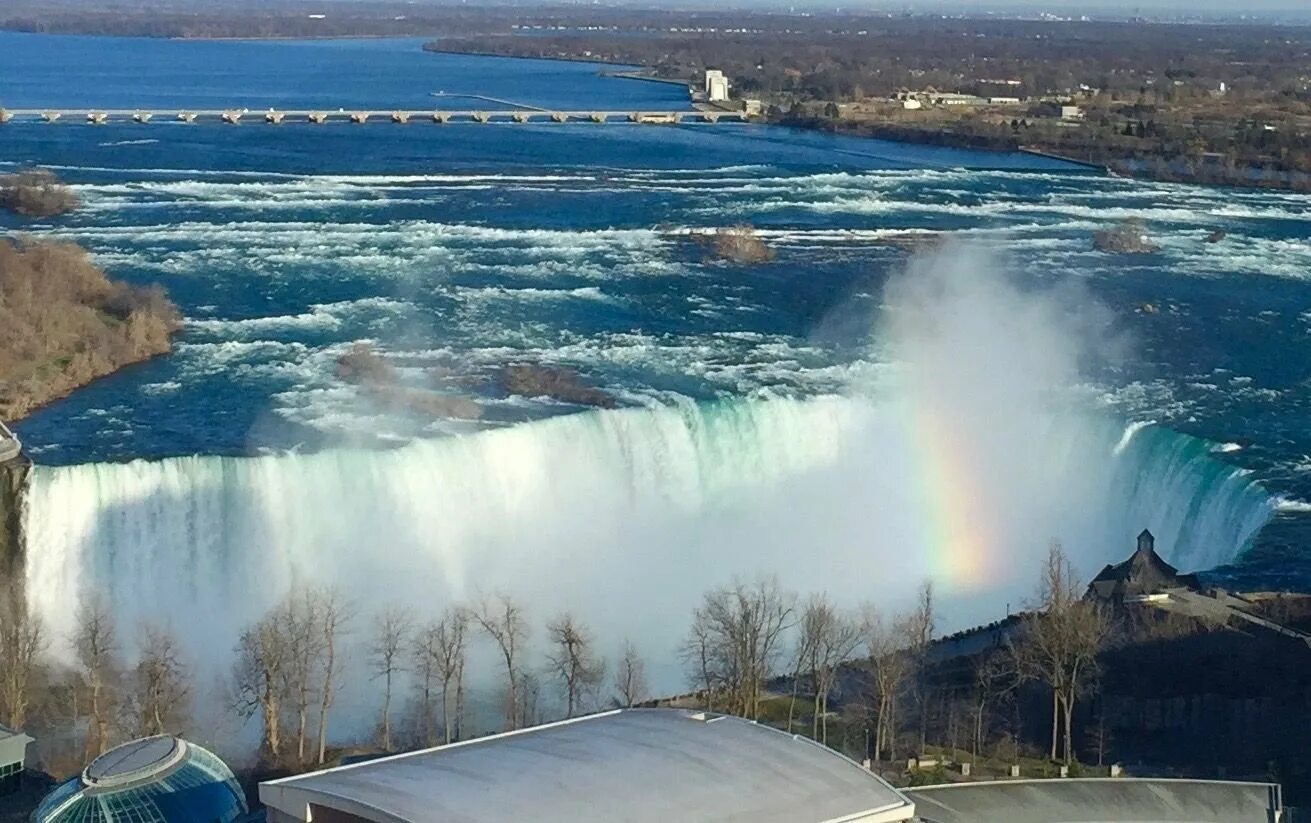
[{"xmin": 0, "ymin": 108, "xmax": 748, "ymax": 126}]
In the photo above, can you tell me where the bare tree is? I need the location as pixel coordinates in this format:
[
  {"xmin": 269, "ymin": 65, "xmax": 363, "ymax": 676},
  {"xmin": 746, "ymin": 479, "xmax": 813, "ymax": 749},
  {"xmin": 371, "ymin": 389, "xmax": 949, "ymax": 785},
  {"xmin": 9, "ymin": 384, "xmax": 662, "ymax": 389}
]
[
  {"xmin": 412, "ymin": 623, "xmax": 440, "ymax": 747},
  {"xmin": 682, "ymin": 577, "xmax": 795, "ymax": 719},
  {"xmin": 279, "ymin": 591, "xmax": 323, "ymax": 765},
  {"xmin": 969, "ymin": 651, "xmax": 1015, "ymax": 765},
  {"xmin": 130, "ymin": 624, "xmax": 190, "ymax": 738},
  {"xmin": 370, "ymin": 605, "xmax": 413, "ymax": 751},
  {"xmin": 681, "ymin": 609, "xmax": 718, "ymax": 712},
  {"xmin": 315, "ymin": 588, "xmax": 352, "ymax": 765},
  {"xmin": 861, "ymin": 605, "xmax": 912, "ymax": 762},
  {"xmin": 517, "ymin": 670, "xmax": 542, "ymax": 728},
  {"xmin": 908, "ymin": 580, "xmax": 935, "ymax": 755},
  {"xmin": 806, "ymin": 596, "xmax": 862, "ymax": 745},
  {"xmin": 786, "ymin": 607, "xmax": 820, "ymax": 733},
  {"xmin": 613, "ymin": 640, "xmax": 647, "ymax": 708},
  {"xmin": 546, "ymin": 613, "xmax": 605, "ymax": 718},
  {"xmin": 472, "ymin": 594, "xmax": 527, "ymax": 730},
  {"xmin": 232, "ymin": 610, "xmax": 288, "ymax": 759},
  {"xmin": 414, "ymin": 609, "xmax": 469, "ymax": 746},
  {"xmin": 74, "ymin": 592, "xmax": 119, "ymax": 760},
  {"xmin": 0, "ymin": 585, "xmax": 44, "ymax": 730},
  {"xmin": 1012, "ymin": 542, "xmax": 1110, "ymax": 764}
]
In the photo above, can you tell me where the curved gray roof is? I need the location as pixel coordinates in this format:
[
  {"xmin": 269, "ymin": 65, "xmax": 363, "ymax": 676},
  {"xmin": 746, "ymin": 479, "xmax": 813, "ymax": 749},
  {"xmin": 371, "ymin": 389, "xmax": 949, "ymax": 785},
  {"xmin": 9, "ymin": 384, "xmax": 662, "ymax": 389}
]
[
  {"xmin": 907, "ymin": 777, "xmax": 1281, "ymax": 823},
  {"xmin": 261, "ymin": 708, "xmax": 915, "ymax": 823}
]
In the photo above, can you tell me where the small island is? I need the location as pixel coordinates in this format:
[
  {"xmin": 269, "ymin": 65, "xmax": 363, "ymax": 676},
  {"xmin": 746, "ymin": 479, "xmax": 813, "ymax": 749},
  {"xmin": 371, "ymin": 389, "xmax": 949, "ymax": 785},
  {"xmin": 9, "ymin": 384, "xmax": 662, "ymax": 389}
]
[
  {"xmin": 0, "ymin": 169, "xmax": 80, "ymax": 218},
  {"xmin": 0, "ymin": 238, "xmax": 181, "ymax": 421}
]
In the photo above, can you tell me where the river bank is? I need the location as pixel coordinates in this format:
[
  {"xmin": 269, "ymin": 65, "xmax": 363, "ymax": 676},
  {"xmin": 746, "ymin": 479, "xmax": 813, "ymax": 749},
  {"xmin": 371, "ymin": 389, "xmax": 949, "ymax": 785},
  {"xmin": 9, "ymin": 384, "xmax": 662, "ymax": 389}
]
[{"xmin": 776, "ymin": 113, "xmax": 1311, "ymax": 193}]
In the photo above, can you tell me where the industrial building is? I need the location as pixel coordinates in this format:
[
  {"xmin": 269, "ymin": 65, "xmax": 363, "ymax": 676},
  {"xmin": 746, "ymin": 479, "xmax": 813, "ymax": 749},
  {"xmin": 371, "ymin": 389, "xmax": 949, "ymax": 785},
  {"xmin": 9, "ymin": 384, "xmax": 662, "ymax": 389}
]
[
  {"xmin": 0, "ymin": 723, "xmax": 31, "ymax": 797},
  {"xmin": 261, "ymin": 708, "xmax": 917, "ymax": 823},
  {"xmin": 31, "ymin": 735, "xmax": 248, "ymax": 823},
  {"xmin": 704, "ymin": 69, "xmax": 730, "ymax": 102}
]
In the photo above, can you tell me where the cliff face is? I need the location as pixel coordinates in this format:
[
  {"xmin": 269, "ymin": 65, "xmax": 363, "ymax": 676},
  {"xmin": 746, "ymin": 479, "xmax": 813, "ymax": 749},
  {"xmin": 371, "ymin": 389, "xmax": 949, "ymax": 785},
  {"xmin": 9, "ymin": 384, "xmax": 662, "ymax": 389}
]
[{"xmin": 0, "ymin": 456, "xmax": 29, "ymax": 586}]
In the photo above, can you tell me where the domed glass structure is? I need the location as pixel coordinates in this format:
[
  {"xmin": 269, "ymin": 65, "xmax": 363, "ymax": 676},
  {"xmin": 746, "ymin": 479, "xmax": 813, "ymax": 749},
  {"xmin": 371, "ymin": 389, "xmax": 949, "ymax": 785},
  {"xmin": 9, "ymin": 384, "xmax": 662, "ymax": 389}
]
[{"xmin": 32, "ymin": 736, "xmax": 247, "ymax": 823}]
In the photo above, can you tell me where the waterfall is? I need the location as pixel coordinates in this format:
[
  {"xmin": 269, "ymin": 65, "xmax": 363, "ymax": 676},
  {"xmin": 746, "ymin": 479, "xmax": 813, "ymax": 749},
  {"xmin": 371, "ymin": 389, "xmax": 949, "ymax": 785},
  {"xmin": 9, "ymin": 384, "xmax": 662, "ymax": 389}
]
[{"xmin": 22, "ymin": 395, "xmax": 1272, "ymax": 686}]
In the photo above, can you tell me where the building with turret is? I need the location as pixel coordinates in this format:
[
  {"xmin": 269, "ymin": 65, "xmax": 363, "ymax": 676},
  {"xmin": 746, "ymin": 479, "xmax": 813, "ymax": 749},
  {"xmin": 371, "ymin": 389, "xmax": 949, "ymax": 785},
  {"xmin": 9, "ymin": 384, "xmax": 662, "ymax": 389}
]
[
  {"xmin": 1086, "ymin": 529, "xmax": 1201, "ymax": 606},
  {"xmin": 0, "ymin": 724, "xmax": 31, "ymax": 797}
]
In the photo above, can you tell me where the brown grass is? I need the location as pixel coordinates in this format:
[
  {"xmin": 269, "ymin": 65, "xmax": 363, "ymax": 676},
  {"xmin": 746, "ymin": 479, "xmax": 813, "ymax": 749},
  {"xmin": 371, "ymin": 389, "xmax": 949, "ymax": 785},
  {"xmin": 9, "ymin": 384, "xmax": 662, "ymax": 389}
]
[
  {"xmin": 0, "ymin": 170, "xmax": 80, "ymax": 218},
  {"xmin": 0, "ymin": 238, "xmax": 181, "ymax": 421}
]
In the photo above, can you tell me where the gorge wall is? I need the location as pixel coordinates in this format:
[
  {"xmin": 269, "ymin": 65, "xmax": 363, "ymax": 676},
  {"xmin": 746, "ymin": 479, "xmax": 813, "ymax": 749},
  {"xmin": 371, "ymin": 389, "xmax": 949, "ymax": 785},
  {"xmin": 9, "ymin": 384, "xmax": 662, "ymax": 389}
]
[{"xmin": 0, "ymin": 455, "xmax": 28, "ymax": 589}]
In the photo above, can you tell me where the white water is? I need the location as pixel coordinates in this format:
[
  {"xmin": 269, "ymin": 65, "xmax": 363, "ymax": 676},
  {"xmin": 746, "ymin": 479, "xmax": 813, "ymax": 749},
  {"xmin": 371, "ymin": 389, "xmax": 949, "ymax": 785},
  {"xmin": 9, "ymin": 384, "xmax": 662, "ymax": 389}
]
[
  {"xmin": 17, "ymin": 246, "xmax": 1278, "ymax": 737},
  {"xmin": 23, "ymin": 395, "xmax": 1271, "ymax": 678}
]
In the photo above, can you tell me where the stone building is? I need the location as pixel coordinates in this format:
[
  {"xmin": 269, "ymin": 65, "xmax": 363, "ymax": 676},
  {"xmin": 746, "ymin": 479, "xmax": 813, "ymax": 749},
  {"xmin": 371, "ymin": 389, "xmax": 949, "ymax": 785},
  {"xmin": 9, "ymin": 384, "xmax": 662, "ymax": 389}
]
[{"xmin": 1086, "ymin": 529, "xmax": 1201, "ymax": 606}]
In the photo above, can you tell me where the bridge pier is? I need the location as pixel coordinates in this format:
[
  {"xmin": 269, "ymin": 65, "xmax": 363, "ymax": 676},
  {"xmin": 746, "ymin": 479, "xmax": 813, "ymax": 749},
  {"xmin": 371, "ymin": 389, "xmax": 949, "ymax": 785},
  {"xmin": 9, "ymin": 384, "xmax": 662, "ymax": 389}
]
[
  {"xmin": 265, "ymin": 111, "xmax": 285, "ymax": 125},
  {"xmin": 133, "ymin": 111, "xmax": 153, "ymax": 124},
  {"xmin": 178, "ymin": 112, "xmax": 197, "ymax": 123},
  {"xmin": 308, "ymin": 112, "xmax": 328, "ymax": 124},
  {"xmin": 0, "ymin": 110, "xmax": 10, "ymax": 124},
  {"xmin": 703, "ymin": 112, "xmax": 721, "ymax": 124},
  {"xmin": 87, "ymin": 112, "xmax": 108, "ymax": 125},
  {"xmin": 41, "ymin": 111, "xmax": 61, "ymax": 123},
  {"xmin": 349, "ymin": 112, "xmax": 370, "ymax": 124},
  {"xmin": 512, "ymin": 111, "xmax": 532, "ymax": 123},
  {"xmin": 391, "ymin": 111, "xmax": 410, "ymax": 124},
  {"xmin": 551, "ymin": 112, "xmax": 569, "ymax": 123},
  {"xmin": 472, "ymin": 111, "xmax": 490, "ymax": 123},
  {"xmin": 432, "ymin": 112, "xmax": 450, "ymax": 124},
  {"xmin": 590, "ymin": 113, "xmax": 607, "ymax": 123},
  {"xmin": 221, "ymin": 110, "xmax": 243, "ymax": 124}
]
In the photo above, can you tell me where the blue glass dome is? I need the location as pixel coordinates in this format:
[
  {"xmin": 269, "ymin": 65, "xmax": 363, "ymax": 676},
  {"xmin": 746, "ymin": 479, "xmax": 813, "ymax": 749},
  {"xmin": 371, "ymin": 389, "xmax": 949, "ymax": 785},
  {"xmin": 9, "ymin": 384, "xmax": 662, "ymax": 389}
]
[{"xmin": 32, "ymin": 736, "xmax": 247, "ymax": 823}]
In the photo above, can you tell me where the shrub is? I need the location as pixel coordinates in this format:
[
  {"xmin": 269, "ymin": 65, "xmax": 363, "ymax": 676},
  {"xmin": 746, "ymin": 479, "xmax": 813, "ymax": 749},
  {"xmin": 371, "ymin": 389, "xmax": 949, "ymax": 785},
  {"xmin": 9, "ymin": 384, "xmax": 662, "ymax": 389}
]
[
  {"xmin": 0, "ymin": 169, "xmax": 80, "ymax": 218},
  {"xmin": 708, "ymin": 224, "xmax": 776, "ymax": 264},
  {"xmin": 0, "ymin": 238, "xmax": 179, "ymax": 420}
]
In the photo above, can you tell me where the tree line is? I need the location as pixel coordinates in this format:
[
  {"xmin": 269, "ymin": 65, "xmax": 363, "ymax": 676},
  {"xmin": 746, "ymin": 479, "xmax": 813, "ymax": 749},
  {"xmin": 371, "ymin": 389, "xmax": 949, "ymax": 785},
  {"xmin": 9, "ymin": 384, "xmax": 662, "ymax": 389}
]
[
  {"xmin": 1, "ymin": 541, "xmax": 1109, "ymax": 781},
  {"xmin": 0, "ymin": 581, "xmax": 650, "ymax": 777},
  {"xmin": 677, "ymin": 543, "xmax": 1109, "ymax": 768}
]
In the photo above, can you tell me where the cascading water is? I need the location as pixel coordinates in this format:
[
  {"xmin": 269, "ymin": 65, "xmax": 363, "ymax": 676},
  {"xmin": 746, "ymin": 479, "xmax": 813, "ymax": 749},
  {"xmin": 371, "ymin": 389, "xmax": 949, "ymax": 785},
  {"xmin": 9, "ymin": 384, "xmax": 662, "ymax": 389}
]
[
  {"xmin": 23, "ymin": 395, "xmax": 1271, "ymax": 679},
  {"xmin": 12, "ymin": 244, "xmax": 1280, "ymax": 737}
]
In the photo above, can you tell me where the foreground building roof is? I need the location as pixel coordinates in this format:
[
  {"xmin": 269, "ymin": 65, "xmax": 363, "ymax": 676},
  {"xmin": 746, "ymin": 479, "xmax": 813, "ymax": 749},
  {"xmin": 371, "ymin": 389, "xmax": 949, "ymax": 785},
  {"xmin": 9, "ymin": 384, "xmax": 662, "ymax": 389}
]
[
  {"xmin": 261, "ymin": 708, "xmax": 916, "ymax": 823},
  {"xmin": 906, "ymin": 777, "xmax": 1282, "ymax": 823}
]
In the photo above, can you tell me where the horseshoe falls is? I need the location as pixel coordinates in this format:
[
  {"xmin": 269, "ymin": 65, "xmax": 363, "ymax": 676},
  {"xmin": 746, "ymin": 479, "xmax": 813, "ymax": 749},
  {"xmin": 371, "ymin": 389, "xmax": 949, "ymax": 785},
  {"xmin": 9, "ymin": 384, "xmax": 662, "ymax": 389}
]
[
  {"xmin": 3, "ymin": 33, "xmax": 1308, "ymax": 703},
  {"xmin": 22, "ymin": 396, "xmax": 1273, "ymax": 678}
]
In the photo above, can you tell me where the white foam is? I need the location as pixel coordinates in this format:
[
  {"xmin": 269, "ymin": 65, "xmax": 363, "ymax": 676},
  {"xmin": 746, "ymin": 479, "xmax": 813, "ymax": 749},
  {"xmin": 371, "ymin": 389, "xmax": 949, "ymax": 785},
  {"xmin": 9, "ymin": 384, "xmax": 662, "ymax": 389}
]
[{"xmin": 1113, "ymin": 420, "xmax": 1156, "ymax": 455}]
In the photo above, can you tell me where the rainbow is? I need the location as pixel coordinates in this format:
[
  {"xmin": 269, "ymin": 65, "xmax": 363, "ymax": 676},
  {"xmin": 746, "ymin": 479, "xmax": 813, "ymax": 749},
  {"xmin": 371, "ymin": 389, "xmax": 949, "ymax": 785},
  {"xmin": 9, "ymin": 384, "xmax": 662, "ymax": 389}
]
[{"xmin": 902, "ymin": 391, "xmax": 997, "ymax": 592}]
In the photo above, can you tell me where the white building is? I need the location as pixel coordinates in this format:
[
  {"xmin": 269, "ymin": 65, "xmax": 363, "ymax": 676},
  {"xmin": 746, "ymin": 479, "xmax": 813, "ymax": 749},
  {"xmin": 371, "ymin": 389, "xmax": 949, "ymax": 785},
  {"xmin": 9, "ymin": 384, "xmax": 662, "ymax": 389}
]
[
  {"xmin": 1061, "ymin": 104, "xmax": 1085, "ymax": 120},
  {"xmin": 902, "ymin": 98, "xmax": 923, "ymax": 110},
  {"xmin": 932, "ymin": 93, "xmax": 988, "ymax": 106},
  {"xmin": 705, "ymin": 69, "xmax": 730, "ymax": 102},
  {"xmin": 0, "ymin": 724, "xmax": 32, "ymax": 797},
  {"xmin": 261, "ymin": 709, "xmax": 917, "ymax": 823}
]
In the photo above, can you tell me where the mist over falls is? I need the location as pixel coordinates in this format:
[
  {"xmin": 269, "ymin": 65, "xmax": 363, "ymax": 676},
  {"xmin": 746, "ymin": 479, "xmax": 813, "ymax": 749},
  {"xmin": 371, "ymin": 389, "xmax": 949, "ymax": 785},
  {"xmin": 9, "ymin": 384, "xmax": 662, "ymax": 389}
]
[{"xmin": 21, "ymin": 248, "xmax": 1273, "ymax": 736}]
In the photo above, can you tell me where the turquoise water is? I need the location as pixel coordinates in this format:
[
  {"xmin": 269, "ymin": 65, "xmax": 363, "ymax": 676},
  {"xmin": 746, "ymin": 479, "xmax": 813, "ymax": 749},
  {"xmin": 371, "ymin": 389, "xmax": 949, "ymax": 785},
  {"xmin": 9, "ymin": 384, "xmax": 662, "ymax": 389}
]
[{"xmin": 2, "ymin": 32, "xmax": 1309, "ymax": 639}]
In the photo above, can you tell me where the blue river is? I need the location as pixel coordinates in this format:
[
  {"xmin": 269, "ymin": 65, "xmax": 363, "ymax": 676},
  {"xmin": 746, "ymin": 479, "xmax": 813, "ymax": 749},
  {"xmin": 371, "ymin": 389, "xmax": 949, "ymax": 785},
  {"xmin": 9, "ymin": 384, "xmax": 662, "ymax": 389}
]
[{"xmin": 2, "ymin": 33, "xmax": 1309, "ymax": 667}]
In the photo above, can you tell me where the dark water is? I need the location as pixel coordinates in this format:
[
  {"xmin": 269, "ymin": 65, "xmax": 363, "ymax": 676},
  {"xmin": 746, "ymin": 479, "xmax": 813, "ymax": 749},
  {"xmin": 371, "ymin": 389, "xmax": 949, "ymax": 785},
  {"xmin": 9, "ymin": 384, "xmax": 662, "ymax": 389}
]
[{"xmin": 2, "ymin": 33, "xmax": 1309, "ymax": 613}]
